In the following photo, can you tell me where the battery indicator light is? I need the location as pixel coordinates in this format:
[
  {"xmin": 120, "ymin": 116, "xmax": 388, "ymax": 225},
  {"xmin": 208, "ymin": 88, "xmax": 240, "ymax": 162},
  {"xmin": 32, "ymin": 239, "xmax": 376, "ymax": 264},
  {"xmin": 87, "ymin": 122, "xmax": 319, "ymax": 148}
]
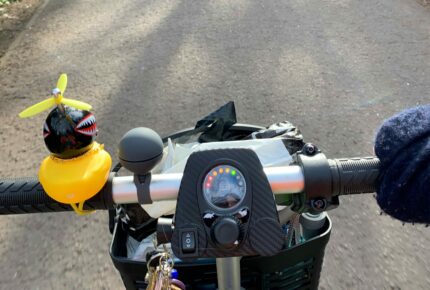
[
  {"xmin": 219, "ymin": 168, "xmax": 224, "ymax": 174},
  {"xmin": 206, "ymin": 183, "xmax": 211, "ymax": 188},
  {"xmin": 213, "ymin": 171, "xmax": 218, "ymax": 176},
  {"xmin": 231, "ymin": 170, "xmax": 237, "ymax": 176},
  {"xmin": 226, "ymin": 168, "xmax": 230, "ymax": 173}
]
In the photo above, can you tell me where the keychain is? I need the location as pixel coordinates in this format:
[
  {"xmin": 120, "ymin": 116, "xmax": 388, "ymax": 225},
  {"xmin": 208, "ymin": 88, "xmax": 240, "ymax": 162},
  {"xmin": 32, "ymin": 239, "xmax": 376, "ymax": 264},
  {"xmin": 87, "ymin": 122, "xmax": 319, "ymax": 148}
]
[
  {"xmin": 145, "ymin": 252, "xmax": 163, "ymax": 290},
  {"xmin": 145, "ymin": 244, "xmax": 186, "ymax": 290},
  {"xmin": 157, "ymin": 248, "xmax": 174, "ymax": 290},
  {"xmin": 145, "ymin": 267, "xmax": 158, "ymax": 290}
]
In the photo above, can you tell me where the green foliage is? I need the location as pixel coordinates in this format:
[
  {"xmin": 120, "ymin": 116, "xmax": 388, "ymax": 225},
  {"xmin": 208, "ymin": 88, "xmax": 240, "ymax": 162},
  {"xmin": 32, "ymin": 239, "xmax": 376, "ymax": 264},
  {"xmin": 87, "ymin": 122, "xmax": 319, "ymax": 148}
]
[{"xmin": 0, "ymin": 0, "xmax": 17, "ymax": 7}]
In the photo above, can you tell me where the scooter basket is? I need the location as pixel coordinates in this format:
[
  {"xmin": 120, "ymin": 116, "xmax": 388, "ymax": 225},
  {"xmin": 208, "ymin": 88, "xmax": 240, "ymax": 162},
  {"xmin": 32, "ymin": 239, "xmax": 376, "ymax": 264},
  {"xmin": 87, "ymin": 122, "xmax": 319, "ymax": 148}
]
[{"xmin": 110, "ymin": 216, "xmax": 331, "ymax": 290}]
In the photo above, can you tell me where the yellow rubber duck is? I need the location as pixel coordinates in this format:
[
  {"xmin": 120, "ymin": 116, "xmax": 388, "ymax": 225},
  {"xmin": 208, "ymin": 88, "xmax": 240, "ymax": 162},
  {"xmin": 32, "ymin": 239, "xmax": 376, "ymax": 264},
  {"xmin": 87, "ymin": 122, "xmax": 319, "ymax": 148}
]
[{"xmin": 19, "ymin": 74, "xmax": 112, "ymax": 215}]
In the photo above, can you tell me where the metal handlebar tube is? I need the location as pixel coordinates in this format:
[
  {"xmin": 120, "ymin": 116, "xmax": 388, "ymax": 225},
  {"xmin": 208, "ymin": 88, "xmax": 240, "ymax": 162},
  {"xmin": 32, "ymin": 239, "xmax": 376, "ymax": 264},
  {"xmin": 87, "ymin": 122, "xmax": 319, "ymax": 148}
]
[
  {"xmin": 111, "ymin": 166, "xmax": 306, "ymax": 205},
  {"xmin": 0, "ymin": 157, "xmax": 380, "ymax": 215},
  {"xmin": 263, "ymin": 166, "xmax": 305, "ymax": 194},
  {"xmin": 111, "ymin": 155, "xmax": 380, "ymax": 204},
  {"xmin": 112, "ymin": 173, "xmax": 184, "ymax": 204},
  {"xmin": 0, "ymin": 167, "xmax": 305, "ymax": 215}
]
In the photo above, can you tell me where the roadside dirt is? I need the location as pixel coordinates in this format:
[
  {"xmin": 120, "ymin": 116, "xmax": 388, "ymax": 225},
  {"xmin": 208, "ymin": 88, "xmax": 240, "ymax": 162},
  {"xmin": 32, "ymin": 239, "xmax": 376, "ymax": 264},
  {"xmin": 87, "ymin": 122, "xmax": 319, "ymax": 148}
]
[{"xmin": 0, "ymin": 0, "xmax": 42, "ymax": 57}]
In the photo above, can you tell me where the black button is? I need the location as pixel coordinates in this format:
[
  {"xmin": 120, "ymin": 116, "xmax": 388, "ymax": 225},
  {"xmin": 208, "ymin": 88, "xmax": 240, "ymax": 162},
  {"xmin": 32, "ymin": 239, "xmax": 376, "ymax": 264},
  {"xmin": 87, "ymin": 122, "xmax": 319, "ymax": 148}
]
[
  {"xmin": 211, "ymin": 217, "xmax": 240, "ymax": 248},
  {"xmin": 181, "ymin": 231, "xmax": 196, "ymax": 253}
]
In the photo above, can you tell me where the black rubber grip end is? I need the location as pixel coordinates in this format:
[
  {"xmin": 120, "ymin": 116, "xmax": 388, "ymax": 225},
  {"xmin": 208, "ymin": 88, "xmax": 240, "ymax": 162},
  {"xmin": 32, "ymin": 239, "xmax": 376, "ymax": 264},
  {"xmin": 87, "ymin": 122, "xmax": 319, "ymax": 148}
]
[
  {"xmin": 0, "ymin": 177, "xmax": 113, "ymax": 215},
  {"xmin": 329, "ymin": 157, "xmax": 380, "ymax": 195}
]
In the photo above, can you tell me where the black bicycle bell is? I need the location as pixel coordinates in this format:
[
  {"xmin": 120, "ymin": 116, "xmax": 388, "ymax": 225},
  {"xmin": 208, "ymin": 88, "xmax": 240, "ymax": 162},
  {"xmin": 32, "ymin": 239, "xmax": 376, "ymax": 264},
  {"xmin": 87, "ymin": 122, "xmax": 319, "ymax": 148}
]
[{"xmin": 117, "ymin": 127, "xmax": 163, "ymax": 175}]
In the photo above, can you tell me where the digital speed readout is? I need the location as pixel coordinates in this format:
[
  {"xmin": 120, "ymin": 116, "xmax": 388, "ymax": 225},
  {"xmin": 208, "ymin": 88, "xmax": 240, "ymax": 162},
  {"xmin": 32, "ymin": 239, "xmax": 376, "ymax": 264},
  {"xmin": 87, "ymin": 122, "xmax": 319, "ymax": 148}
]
[{"xmin": 202, "ymin": 165, "xmax": 246, "ymax": 210}]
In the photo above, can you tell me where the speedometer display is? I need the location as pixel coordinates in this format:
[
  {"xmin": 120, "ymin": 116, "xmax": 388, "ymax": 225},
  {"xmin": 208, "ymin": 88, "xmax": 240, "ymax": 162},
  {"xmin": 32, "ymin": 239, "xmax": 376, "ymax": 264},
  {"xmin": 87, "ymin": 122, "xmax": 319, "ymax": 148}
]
[{"xmin": 203, "ymin": 165, "xmax": 246, "ymax": 210}]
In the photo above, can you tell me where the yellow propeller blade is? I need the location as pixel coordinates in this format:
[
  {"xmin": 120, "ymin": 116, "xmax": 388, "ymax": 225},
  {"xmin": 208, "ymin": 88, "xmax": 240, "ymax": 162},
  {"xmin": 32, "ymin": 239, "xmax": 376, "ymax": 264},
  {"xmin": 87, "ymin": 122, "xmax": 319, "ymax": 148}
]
[
  {"xmin": 56, "ymin": 74, "xmax": 68, "ymax": 95},
  {"xmin": 18, "ymin": 98, "xmax": 56, "ymax": 118},
  {"xmin": 62, "ymin": 98, "xmax": 92, "ymax": 111}
]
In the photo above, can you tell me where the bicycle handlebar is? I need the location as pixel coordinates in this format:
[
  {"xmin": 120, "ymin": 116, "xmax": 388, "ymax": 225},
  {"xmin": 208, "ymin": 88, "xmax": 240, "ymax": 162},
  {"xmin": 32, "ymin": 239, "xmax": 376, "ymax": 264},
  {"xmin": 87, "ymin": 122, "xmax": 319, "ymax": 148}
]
[
  {"xmin": 0, "ymin": 175, "xmax": 115, "ymax": 215},
  {"xmin": 0, "ymin": 157, "xmax": 380, "ymax": 215}
]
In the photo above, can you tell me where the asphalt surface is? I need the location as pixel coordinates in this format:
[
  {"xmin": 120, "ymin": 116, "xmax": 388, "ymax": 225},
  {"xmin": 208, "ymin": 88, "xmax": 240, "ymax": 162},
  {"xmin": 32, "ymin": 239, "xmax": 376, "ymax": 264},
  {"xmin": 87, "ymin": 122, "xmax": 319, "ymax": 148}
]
[{"xmin": 0, "ymin": 0, "xmax": 429, "ymax": 289}]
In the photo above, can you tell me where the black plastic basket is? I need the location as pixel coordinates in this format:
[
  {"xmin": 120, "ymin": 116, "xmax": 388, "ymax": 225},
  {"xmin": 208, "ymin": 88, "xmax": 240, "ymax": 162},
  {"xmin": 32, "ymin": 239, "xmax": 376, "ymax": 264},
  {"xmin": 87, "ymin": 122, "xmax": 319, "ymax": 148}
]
[
  {"xmin": 109, "ymin": 124, "xmax": 332, "ymax": 290},
  {"xmin": 110, "ymin": 216, "xmax": 331, "ymax": 290}
]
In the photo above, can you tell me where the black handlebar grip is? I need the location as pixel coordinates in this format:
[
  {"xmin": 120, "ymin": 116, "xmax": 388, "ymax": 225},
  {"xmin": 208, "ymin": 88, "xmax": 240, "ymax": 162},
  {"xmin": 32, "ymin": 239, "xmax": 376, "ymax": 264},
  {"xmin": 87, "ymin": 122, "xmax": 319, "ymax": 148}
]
[
  {"xmin": 0, "ymin": 176, "xmax": 115, "ymax": 215},
  {"xmin": 329, "ymin": 157, "xmax": 380, "ymax": 195}
]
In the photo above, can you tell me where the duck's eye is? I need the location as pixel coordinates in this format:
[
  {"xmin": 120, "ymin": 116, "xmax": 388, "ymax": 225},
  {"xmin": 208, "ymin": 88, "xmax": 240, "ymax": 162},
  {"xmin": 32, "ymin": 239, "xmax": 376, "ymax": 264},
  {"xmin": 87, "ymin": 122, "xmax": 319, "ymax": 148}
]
[{"xmin": 43, "ymin": 121, "xmax": 51, "ymax": 138}]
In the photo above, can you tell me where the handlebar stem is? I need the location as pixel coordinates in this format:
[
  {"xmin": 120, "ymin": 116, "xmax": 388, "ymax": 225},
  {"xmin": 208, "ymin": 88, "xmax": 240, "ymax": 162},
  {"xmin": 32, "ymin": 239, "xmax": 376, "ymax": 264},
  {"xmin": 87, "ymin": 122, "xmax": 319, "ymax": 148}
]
[{"xmin": 216, "ymin": 257, "xmax": 243, "ymax": 290}]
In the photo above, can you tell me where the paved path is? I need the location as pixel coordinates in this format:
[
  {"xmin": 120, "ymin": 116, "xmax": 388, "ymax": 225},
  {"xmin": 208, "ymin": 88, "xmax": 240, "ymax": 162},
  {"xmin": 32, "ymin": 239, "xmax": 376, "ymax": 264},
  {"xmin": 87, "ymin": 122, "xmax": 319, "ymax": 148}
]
[{"xmin": 0, "ymin": 0, "xmax": 429, "ymax": 289}]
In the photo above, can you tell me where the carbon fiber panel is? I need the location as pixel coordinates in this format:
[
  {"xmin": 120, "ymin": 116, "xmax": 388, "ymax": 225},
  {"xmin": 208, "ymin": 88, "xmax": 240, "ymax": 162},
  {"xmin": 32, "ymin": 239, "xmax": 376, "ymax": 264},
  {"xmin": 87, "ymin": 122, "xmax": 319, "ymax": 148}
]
[{"xmin": 171, "ymin": 149, "xmax": 284, "ymax": 260}]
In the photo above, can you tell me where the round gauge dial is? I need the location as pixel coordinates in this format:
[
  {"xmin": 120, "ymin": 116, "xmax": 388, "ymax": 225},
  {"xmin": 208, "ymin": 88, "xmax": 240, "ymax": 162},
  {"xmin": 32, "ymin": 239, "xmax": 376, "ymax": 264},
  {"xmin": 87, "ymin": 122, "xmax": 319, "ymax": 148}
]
[{"xmin": 203, "ymin": 165, "xmax": 246, "ymax": 210}]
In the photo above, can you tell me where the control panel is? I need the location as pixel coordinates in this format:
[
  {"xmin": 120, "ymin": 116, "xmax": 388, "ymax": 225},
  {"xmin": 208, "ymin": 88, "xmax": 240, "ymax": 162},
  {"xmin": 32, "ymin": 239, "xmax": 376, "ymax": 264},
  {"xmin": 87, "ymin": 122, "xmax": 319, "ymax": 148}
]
[{"xmin": 171, "ymin": 149, "xmax": 284, "ymax": 260}]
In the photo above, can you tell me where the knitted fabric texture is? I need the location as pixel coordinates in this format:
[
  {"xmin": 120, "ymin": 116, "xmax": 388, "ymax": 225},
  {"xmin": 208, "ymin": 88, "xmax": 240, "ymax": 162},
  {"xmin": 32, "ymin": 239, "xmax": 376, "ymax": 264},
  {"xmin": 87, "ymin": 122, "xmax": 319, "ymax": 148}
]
[{"xmin": 375, "ymin": 104, "xmax": 430, "ymax": 223}]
